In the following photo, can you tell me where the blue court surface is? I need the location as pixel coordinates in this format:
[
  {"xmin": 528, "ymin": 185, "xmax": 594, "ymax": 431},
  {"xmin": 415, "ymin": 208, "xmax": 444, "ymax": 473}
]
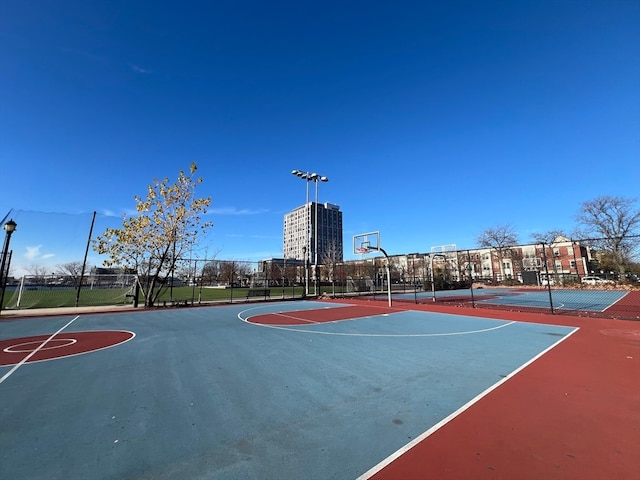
[
  {"xmin": 396, "ymin": 288, "xmax": 627, "ymax": 312},
  {"xmin": 1, "ymin": 301, "xmax": 577, "ymax": 480}
]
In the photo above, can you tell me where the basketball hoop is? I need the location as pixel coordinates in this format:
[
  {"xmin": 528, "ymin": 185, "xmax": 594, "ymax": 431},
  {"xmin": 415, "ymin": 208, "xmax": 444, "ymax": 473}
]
[
  {"xmin": 352, "ymin": 231, "xmax": 392, "ymax": 307},
  {"xmin": 355, "ymin": 240, "xmax": 370, "ymax": 256}
]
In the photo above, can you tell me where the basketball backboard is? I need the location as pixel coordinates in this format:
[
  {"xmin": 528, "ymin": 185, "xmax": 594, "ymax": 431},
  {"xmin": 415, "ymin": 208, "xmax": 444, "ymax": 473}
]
[{"xmin": 353, "ymin": 231, "xmax": 380, "ymax": 256}]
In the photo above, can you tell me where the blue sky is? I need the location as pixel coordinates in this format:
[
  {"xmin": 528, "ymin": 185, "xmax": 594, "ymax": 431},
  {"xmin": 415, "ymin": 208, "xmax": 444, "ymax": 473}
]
[{"xmin": 1, "ymin": 0, "xmax": 639, "ymax": 276}]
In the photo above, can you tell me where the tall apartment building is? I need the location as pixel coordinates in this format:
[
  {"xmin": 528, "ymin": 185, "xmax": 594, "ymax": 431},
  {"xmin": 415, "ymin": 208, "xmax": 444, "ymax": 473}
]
[{"xmin": 283, "ymin": 202, "xmax": 343, "ymax": 264}]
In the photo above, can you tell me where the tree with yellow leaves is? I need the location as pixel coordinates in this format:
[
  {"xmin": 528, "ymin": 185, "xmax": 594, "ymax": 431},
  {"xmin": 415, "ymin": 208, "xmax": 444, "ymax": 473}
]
[{"xmin": 94, "ymin": 163, "xmax": 212, "ymax": 307}]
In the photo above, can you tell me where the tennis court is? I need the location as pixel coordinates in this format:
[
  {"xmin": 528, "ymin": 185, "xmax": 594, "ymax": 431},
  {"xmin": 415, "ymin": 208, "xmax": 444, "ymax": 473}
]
[
  {"xmin": 395, "ymin": 287, "xmax": 630, "ymax": 312},
  {"xmin": 1, "ymin": 300, "xmax": 637, "ymax": 479}
]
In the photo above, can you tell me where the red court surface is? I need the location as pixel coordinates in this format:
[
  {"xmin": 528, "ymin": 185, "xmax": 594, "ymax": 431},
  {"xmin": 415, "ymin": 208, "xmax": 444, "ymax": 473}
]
[
  {"xmin": 605, "ymin": 289, "xmax": 640, "ymax": 317},
  {"xmin": 244, "ymin": 298, "xmax": 639, "ymax": 479},
  {"xmin": 0, "ymin": 331, "xmax": 135, "ymax": 366},
  {"xmin": 309, "ymin": 299, "xmax": 638, "ymax": 480},
  {"xmin": 2, "ymin": 301, "xmax": 638, "ymax": 479},
  {"xmin": 247, "ymin": 304, "xmax": 398, "ymax": 325}
]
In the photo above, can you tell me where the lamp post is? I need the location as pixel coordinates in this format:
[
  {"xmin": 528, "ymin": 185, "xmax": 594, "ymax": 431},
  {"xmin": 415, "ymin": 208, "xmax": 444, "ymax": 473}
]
[
  {"xmin": 312, "ymin": 173, "xmax": 328, "ymax": 295},
  {"xmin": 0, "ymin": 219, "xmax": 18, "ymax": 313},
  {"xmin": 291, "ymin": 170, "xmax": 329, "ymax": 296},
  {"xmin": 292, "ymin": 170, "xmax": 311, "ymax": 296}
]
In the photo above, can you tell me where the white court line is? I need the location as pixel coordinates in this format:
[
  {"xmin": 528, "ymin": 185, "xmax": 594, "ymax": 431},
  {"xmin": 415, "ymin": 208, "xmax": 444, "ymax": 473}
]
[
  {"xmin": 267, "ymin": 312, "xmax": 320, "ymax": 324},
  {"xmin": 239, "ymin": 306, "xmax": 518, "ymax": 338},
  {"xmin": 356, "ymin": 325, "xmax": 580, "ymax": 479},
  {"xmin": 241, "ymin": 318, "xmax": 516, "ymax": 337},
  {"xmin": 0, "ymin": 315, "xmax": 80, "ymax": 385},
  {"xmin": 607, "ymin": 290, "xmax": 629, "ymax": 311}
]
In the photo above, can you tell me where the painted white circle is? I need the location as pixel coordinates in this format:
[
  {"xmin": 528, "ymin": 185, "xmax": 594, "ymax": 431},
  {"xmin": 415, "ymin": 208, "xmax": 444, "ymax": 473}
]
[
  {"xmin": 237, "ymin": 305, "xmax": 516, "ymax": 337},
  {"xmin": 4, "ymin": 338, "xmax": 78, "ymax": 353}
]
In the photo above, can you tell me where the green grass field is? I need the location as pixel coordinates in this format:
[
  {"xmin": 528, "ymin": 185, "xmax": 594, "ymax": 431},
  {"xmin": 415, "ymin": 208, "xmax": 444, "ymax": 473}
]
[{"xmin": 2, "ymin": 285, "xmax": 310, "ymax": 309}]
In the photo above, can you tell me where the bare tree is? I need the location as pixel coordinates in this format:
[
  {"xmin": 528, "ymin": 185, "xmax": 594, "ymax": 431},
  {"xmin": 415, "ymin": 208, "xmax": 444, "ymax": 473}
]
[
  {"xmin": 201, "ymin": 260, "xmax": 221, "ymax": 285},
  {"xmin": 476, "ymin": 224, "xmax": 518, "ymax": 282},
  {"xmin": 219, "ymin": 261, "xmax": 239, "ymax": 286},
  {"xmin": 26, "ymin": 264, "xmax": 49, "ymax": 281},
  {"xmin": 388, "ymin": 257, "xmax": 402, "ymax": 285},
  {"xmin": 56, "ymin": 261, "xmax": 85, "ymax": 284},
  {"xmin": 530, "ymin": 230, "xmax": 569, "ymax": 280},
  {"xmin": 268, "ymin": 262, "xmax": 281, "ymax": 287},
  {"xmin": 282, "ymin": 259, "xmax": 296, "ymax": 288},
  {"xmin": 407, "ymin": 254, "xmax": 427, "ymax": 287},
  {"xmin": 530, "ymin": 230, "xmax": 568, "ymax": 245},
  {"xmin": 235, "ymin": 262, "xmax": 252, "ymax": 287},
  {"xmin": 576, "ymin": 196, "xmax": 640, "ymax": 274},
  {"xmin": 321, "ymin": 241, "xmax": 341, "ymax": 296},
  {"xmin": 342, "ymin": 262, "xmax": 360, "ymax": 292}
]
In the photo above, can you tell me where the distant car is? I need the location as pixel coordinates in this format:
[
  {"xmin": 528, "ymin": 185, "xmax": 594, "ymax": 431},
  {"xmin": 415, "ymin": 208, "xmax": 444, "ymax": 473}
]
[{"xmin": 581, "ymin": 276, "xmax": 614, "ymax": 285}]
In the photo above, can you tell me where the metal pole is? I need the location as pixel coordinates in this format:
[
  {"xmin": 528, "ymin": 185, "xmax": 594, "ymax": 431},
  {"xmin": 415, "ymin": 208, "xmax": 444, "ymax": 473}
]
[
  {"xmin": 292, "ymin": 170, "xmax": 309, "ymax": 297},
  {"xmin": 541, "ymin": 243, "xmax": 555, "ymax": 314},
  {"xmin": 191, "ymin": 259, "xmax": 198, "ymax": 304},
  {"xmin": 0, "ymin": 232, "xmax": 10, "ymax": 292},
  {"xmin": 75, "ymin": 211, "xmax": 96, "ymax": 307},
  {"xmin": 0, "ymin": 250, "xmax": 12, "ymax": 312},
  {"xmin": 378, "ymin": 247, "xmax": 392, "ymax": 307},
  {"xmin": 263, "ymin": 261, "xmax": 269, "ymax": 300},
  {"xmin": 303, "ymin": 246, "xmax": 308, "ymax": 297},
  {"xmin": 386, "ymin": 256, "xmax": 391, "ymax": 307},
  {"xmin": 412, "ymin": 256, "xmax": 417, "ymax": 304},
  {"xmin": 312, "ymin": 174, "xmax": 328, "ymax": 296},
  {"xmin": 292, "ymin": 169, "xmax": 328, "ymax": 297},
  {"xmin": 572, "ymin": 241, "xmax": 582, "ymax": 281},
  {"xmin": 0, "ymin": 220, "xmax": 17, "ymax": 313},
  {"xmin": 467, "ymin": 250, "xmax": 476, "ymax": 307},
  {"xmin": 314, "ymin": 178, "xmax": 319, "ymax": 295},
  {"xmin": 0, "ymin": 226, "xmax": 15, "ymax": 290},
  {"xmin": 430, "ymin": 254, "xmax": 446, "ymax": 302},
  {"xmin": 430, "ymin": 255, "xmax": 436, "ymax": 302},
  {"xmin": 304, "ymin": 177, "xmax": 311, "ymax": 296}
]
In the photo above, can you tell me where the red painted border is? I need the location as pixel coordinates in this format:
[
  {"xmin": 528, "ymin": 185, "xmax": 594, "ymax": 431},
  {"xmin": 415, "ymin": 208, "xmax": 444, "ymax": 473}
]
[
  {"xmin": 313, "ymin": 298, "xmax": 639, "ymax": 480},
  {"xmin": 249, "ymin": 304, "xmax": 398, "ymax": 325}
]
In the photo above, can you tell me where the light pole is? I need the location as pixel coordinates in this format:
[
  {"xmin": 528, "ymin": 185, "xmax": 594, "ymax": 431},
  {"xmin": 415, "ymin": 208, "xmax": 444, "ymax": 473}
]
[
  {"xmin": 291, "ymin": 170, "xmax": 328, "ymax": 296},
  {"xmin": 312, "ymin": 173, "xmax": 328, "ymax": 295},
  {"xmin": 292, "ymin": 170, "xmax": 311, "ymax": 296},
  {"xmin": 0, "ymin": 219, "xmax": 18, "ymax": 313}
]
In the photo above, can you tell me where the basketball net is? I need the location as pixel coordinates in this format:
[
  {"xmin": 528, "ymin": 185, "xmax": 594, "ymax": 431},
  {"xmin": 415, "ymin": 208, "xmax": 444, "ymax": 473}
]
[{"xmin": 356, "ymin": 241, "xmax": 370, "ymax": 258}]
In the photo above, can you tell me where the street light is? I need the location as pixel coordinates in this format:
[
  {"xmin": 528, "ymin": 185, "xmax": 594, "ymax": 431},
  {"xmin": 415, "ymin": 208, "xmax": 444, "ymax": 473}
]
[
  {"xmin": 0, "ymin": 219, "xmax": 18, "ymax": 313},
  {"xmin": 312, "ymin": 173, "xmax": 328, "ymax": 295},
  {"xmin": 292, "ymin": 170, "xmax": 312, "ymax": 296},
  {"xmin": 291, "ymin": 170, "xmax": 328, "ymax": 296}
]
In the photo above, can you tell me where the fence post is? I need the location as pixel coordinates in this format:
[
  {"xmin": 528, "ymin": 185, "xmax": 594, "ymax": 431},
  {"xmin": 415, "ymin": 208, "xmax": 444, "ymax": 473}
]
[
  {"xmin": 467, "ymin": 250, "xmax": 476, "ymax": 308},
  {"xmin": 541, "ymin": 243, "xmax": 555, "ymax": 314}
]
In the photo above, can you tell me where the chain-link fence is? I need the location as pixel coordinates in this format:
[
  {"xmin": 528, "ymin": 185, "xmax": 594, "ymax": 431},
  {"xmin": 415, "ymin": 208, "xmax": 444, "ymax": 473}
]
[
  {"xmin": 0, "ymin": 210, "xmax": 638, "ymax": 318},
  {"xmin": 327, "ymin": 238, "xmax": 640, "ymax": 320},
  {"xmin": 1, "ymin": 258, "xmax": 311, "ymax": 309}
]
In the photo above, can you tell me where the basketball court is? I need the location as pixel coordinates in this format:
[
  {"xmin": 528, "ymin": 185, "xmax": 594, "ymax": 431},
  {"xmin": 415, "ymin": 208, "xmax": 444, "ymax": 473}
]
[{"xmin": 1, "ymin": 299, "xmax": 638, "ymax": 479}]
